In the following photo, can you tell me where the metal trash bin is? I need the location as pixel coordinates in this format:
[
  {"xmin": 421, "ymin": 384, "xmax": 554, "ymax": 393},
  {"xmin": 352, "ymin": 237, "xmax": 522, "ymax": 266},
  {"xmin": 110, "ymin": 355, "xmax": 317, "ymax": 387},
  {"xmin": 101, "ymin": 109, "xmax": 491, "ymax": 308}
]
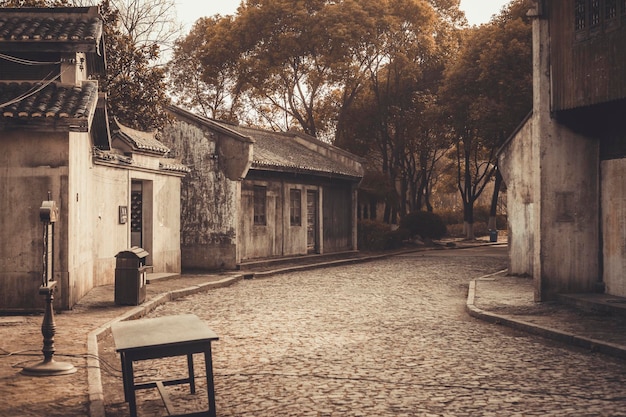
[
  {"xmin": 489, "ymin": 229, "xmax": 498, "ymax": 243},
  {"xmin": 114, "ymin": 247, "xmax": 150, "ymax": 305}
]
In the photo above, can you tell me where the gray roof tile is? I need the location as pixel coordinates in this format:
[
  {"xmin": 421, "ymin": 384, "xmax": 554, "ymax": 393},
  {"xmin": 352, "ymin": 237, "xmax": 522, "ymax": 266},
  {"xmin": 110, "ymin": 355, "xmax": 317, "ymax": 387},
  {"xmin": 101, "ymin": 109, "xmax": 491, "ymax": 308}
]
[
  {"xmin": 0, "ymin": 9, "xmax": 102, "ymax": 43},
  {"xmin": 112, "ymin": 119, "xmax": 171, "ymax": 155},
  {"xmin": 0, "ymin": 80, "xmax": 97, "ymax": 119},
  {"xmin": 225, "ymin": 124, "xmax": 363, "ymax": 179}
]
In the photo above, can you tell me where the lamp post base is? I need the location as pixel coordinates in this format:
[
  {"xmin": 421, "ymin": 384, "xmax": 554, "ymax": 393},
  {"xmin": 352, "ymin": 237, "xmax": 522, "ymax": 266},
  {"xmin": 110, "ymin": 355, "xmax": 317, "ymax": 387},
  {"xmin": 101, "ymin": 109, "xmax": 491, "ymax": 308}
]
[{"xmin": 21, "ymin": 359, "xmax": 77, "ymax": 377}]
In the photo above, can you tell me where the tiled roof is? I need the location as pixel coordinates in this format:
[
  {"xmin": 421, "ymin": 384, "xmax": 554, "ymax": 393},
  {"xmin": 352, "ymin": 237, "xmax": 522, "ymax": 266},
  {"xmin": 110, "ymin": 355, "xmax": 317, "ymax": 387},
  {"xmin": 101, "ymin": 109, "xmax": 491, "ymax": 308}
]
[
  {"xmin": 166, "ymin": 106, "xmax": 363, "ymax": 180},
  {"xmin": 226, "ymin": 124, "xmax": 363, "ymax": 179},
  {"xmin": 0, "ymin": 8, "xmax": 103, "ymax": 45},
  {"xmin": 0, "ymin": 81, "xmax": 97, "ymax": 130},
  {"xmin": 112, "ymin": 119, "xmax": 171, "ymax": 155},
  {"xmin": 92, "ymin": 147, "xmax": 190, "ymax": 175},
  {"xmin": 159, "ymin": 161, "xmax": 191, "ymax": 173}
]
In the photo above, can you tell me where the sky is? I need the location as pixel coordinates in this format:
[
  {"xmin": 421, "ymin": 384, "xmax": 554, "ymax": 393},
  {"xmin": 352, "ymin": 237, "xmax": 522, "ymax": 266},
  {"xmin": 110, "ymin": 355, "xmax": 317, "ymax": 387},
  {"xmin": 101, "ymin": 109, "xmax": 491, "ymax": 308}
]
[{"xmin": 175, "ymin": 0, "xmax": 513, "ymax": 32}]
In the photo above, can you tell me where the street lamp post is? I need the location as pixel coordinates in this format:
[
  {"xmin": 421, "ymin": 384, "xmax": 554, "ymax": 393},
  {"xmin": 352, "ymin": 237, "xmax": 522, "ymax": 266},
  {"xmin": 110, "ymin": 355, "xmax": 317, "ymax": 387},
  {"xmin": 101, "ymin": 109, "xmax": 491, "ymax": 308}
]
[{"xmin": 21, "ymin": 197, "xmax": 76, "ymax": 377}]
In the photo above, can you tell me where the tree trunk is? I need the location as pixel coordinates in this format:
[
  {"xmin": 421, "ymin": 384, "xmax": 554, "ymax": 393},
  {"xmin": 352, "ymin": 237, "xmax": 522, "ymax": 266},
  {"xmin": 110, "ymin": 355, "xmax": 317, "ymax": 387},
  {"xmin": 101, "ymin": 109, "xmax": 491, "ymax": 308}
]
[
  {"xmin": 463, "ymin": 200, "xmax": 475, "ymax": 240},
  {"xmin": 464, "ymin": 221, "xmax": 475, "ymax": 240}
]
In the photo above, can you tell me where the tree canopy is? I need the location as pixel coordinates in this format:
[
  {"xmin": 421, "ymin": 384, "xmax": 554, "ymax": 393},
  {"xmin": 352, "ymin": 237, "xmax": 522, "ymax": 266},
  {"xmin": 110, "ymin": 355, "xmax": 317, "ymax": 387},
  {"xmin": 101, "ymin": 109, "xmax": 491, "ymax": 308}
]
[{"xmin": 169, "ymin": 0, "xmax": 453, "ymax": 139}]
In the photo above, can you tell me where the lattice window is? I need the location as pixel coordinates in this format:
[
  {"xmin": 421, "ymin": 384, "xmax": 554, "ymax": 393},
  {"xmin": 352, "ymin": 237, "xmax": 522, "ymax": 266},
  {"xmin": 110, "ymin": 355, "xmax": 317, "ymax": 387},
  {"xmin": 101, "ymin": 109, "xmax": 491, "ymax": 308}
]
[
  {"xmin": 590, "ymin": 0, "xmax": 601, "ymax": 26},
  {"xmin": 575, "ymin": 0, "xmax": 586, "ymax": 30},
  {"xmin": 131, "ymin": 190, "xmax": 142, "ymax": 233},
  {"xmin": 606, "ymin": 0, "xmax": 618, "ymax": 18},
  {"xmin": 253, "ymin": 186, "xmax": 267, "ymax": 225},
  {"xmin": 290, "ymin": 189, "xmax": 301, "ymax": 226}
]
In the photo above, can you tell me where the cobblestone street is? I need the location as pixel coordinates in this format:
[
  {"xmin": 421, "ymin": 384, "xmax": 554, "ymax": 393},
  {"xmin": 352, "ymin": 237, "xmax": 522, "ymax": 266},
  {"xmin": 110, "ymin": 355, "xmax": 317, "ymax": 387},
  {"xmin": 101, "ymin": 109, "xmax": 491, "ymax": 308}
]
[{"xmin": 100, "ymin": 249, "xmax": 626, "ymax": 416}]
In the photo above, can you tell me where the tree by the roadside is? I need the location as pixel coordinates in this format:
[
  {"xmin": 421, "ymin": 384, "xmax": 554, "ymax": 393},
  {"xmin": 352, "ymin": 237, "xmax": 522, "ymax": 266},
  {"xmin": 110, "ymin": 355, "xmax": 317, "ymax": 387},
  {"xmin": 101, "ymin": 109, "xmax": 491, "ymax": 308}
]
[
  {"xmin": 168, "ymin": 16, "xmax": 244, "ymax": 122},
  {"xmin": 440, "ymin": 0, "xmax": 532, "ymax": 239},
  {"xmin": 97, "ymin": 0, "xmax": 172, "ymax": 130},
  {"xmin": 171, "ymin": 0, "xmax": 383, "ymax": 139},
  {"xmin": 336, "ymin": 0, "xmax": 461, "ymax": 223}
]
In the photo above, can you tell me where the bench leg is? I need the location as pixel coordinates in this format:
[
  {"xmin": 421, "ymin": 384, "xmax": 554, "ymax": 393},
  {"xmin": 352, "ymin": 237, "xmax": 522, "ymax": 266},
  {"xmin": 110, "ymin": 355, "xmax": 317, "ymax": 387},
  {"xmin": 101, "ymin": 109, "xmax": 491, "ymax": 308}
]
[{"xmin": 187, "ymin": 353, "xmax": 196, "ymax": 394}]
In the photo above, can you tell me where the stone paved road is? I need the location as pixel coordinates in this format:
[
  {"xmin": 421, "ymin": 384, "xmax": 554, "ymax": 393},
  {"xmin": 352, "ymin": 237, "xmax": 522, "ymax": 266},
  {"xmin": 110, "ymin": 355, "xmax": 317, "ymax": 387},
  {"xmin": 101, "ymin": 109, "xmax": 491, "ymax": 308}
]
[{"xmin": 101, "ymin": 248, "xmax": 626, "ymax": 416}]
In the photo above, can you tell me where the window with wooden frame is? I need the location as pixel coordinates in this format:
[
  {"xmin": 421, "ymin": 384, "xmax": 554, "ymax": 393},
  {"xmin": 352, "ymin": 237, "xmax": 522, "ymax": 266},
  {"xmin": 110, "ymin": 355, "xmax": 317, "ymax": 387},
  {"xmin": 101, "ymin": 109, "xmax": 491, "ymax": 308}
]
[
  {"xmin": 576, "ymin": 0, "xmax": 624, "ymax": 38},
  {"xmin": 290, "ymin": 189, "xmax": 302, "ymax": 226},
  {"xmin": 606, "ymin": 0, "xmax": 618, "ymax": 19},
  {"xmin": 253, "ymin": 186, "xmax": 267, "ymax": 225},
  {"xmin": 591, "ymin": 0, "xmax": 602, "ymax": 26},
  {"xmin": 575, "ymin": 0, "xmax": 587, "ymax": 30}
]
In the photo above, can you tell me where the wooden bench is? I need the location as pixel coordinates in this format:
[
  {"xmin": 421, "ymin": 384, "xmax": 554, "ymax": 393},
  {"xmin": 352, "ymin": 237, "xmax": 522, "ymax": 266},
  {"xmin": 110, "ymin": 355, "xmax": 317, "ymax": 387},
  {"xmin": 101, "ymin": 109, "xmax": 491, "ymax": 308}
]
[{"xmin": 111, "ymin": 314, "xmax": 219, "ymax": 417}]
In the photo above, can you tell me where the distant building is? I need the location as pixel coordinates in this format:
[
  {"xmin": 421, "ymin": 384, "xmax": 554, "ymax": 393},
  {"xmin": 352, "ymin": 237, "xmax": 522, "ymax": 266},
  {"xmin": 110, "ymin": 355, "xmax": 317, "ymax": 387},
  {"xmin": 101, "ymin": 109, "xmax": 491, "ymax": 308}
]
[
  {"xmin": 163, "ymin": 106, "xmax": 364, "ymax": 270},
  {"xmin": 0, "ymin": 7, "xmax": 187, "ymax": 311},
  {"xmin": 499, "ymin": 0, "xmax": 626, "ymax": 300}
]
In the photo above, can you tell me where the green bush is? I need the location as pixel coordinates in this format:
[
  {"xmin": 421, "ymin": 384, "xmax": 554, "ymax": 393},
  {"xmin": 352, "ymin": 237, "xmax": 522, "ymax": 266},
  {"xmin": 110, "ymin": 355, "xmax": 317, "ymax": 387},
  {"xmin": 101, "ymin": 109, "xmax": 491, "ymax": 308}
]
[
  {"xmin": 399, "ymin": 211, "xmax": 447, "ymax": 240},
  {"xmin": 357, "ymin": 220, "xmax": 406, "ymax": 251}
]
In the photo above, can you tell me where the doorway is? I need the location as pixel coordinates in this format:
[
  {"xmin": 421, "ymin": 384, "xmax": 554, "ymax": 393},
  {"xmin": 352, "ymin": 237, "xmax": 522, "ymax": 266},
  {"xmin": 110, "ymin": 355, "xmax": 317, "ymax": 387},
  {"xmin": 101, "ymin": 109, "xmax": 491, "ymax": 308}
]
[{"xmin": 130, "ymin": 180, "xmax": 153, "ymax": 265}]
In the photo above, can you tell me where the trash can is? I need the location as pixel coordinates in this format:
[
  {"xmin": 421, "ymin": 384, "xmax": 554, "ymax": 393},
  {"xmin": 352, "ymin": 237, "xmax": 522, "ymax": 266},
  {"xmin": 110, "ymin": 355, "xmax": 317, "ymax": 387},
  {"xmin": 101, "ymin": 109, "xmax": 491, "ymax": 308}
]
[
  {"xmin": 114, "ymin": 247, "xmax": 150, "ymax": 305},
  {"xmin": 489, "ymin": 229, "xmax": 498, "ymax": 243}
]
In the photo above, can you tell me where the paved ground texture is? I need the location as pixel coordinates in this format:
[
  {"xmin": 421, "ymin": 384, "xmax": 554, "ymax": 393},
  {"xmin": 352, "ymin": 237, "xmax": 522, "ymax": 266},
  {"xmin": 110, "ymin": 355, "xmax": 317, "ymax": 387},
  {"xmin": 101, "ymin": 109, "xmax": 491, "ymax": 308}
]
[
  {"xmin": 4, "ymin": 243, "xmax": 626, "ymax": 416},
  {"xmin": 99, "ymin": 249, "xmax": 626, "ymax": 416}
]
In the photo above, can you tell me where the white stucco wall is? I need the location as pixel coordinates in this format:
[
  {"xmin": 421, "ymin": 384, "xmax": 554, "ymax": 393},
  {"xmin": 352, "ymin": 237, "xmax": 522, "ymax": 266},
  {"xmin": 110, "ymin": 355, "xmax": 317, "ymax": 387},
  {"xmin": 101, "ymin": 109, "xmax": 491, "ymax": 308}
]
[
  {"xmin": 0, "ymin": 131, "xmax": 69, "ymax": 310},
  {"xmin": 68, "ymin": 135, "xmax": 184, "ymax": 307},
  {"xmin": 498, "ymin": 118, "xmax": 535, "ymax": 277}
]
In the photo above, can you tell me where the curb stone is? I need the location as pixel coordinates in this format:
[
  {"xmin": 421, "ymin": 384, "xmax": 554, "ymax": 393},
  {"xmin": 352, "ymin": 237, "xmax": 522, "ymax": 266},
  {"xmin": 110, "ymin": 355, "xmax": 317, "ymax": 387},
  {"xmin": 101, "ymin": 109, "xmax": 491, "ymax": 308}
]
[{"xmin": 466, "ymin": 276, "xmax": 626, "ymax": 361}]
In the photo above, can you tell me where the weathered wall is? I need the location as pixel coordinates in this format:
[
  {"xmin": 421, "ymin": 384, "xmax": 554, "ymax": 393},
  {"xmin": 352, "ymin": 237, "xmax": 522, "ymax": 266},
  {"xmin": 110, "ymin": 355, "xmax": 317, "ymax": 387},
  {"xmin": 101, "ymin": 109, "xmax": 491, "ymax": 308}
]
[
  {"xmin": 601, "ymin": 158, "xmax": 626, "ymax": 296},
  {"xmin": 537, "ymin": 120, "xmax": 599, "ymax": 298},
  {"xmin": 239, "ymin": 177, "xmax": 358, "ymax": 261},
  {"xmin": 548, "ymin": 0, "xmax": 626, "ymax": 112},
  {"xmin": 498, "ymin": 117, "xmax": 535, "ymax": 277},
  {"xmin": 0, "ymin": 128, "xmax": 184, "ymax": 311},
  {"xmin": 90, "ymin": 165, "xmax": 130, "ymax": 289},
  {"xmin": 239, "ymin": 179, "xmax": 324, "ymax": 260},
  {"xmin": 322, "ymin": 185, "xmax": 353, "ymax": 252},
  {"xmin": 0, "ymin": 131, "xmax": 69, "ymax": 311},
  {"xmin": 70, "ymin": 146, "xmax": 184, "ymax": 307},
  {"xmin": 67, "ymin": 131, "xmax": 96, "ymax": 308},
  {"xmin": 534, "ymin": 11, "xmax": 600, "ymax": 300},
  {"xmin": 161, "ymin": 118, "xmax": 240, "ymax": 270},
  {"xmin": 499, "ymin": 10, "xmax": 601, "ymax": 302}
]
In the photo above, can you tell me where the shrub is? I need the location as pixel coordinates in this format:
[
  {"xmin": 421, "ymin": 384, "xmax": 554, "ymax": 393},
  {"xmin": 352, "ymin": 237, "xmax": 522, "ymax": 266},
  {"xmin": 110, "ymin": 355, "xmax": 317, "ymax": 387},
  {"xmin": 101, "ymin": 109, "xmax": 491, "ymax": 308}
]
[
  {"xmin": 357, "ymin": 220, "xmax": 405, "ymax": 251},
  {"xmin": 399, "ymin": 211, "xmax": 447, "ymax": 240}
]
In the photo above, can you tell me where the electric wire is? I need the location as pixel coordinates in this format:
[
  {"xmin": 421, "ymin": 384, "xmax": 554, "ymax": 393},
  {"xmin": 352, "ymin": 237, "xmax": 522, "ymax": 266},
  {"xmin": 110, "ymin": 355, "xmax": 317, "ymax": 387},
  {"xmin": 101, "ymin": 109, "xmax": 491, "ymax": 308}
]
[
  {"xmin": 0, "ymin": 348, "xmax": 123, "ymax": 377},
  {"xmin": 0, "ymin": 52, "xmax": 62, "ymax": 66},
  {"xmin": 0, "ymin": 65, "xmax": 73, "ymax": 109}
]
